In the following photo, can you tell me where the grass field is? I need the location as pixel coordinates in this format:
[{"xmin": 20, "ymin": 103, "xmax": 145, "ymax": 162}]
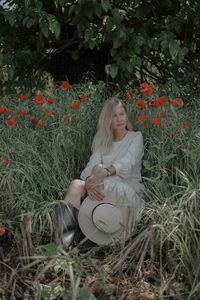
[{"xmin": 0, "ymin": 80, "xmax": 199, "ymax": 299}]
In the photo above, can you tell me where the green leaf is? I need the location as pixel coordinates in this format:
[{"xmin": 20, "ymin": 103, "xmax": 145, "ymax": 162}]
[
  {"xmin": 190, "ymin": 42, "xmax": 196, "ymax": 53},
  {"xmin": 24, "ymin": 0, "xmax": 31, "ymax": 8},
  {"xmin": 42, "ymin": 243, "xmax": 58, "ymax": 256},
  {"xmin": 136, "ymin": 35, "xmax": 145, "ymax": 46},
  {"xmin": 68, "ymin": 4, "xmax": 76, "ymax": 16},
  {"xmin": 8, "ymin": 66, "xmax": 14, "ymax": 80},
  {"xmin": 113, "ymin": 39, "xmax": 119, "ymax": 49},
  {"xmin": 169, "ymin": 40, "xmax": 180, "ymax": 59},
  {"xmin": 0, "ymin": 53, "xmax": 3, "ymax": 66},
  {"xmin": 88, "ymin": 39, "xmax": 96, "ymax": 50},
  {"xmin": 143, "ymin": 160, "xmax": 152, "ymax": 170},
  {"xmin": 77, "ymin": 288, "xmax": 97, "ymax": 300},
  {"xmin": 54, "ymin": 22, "xmax": 61, "ymax": 39},
  {"xmin": 47, "ymin": 15, "xmax": 60, "ymax": 38},
  {"xmin": 163, "ymin": 154, "xmax": 177, "ymax": 162},
  {"xmin": 105, "ymin": 64, "xmax": 111, "ymax": 75},
  {"xmin": 136, "ymin": 56, "xmax": 142, "ymax": 67},
  {"xmin": 135, "ymin": 6, "xmax": 146, "ymax": 18},
  {"xmin": 119, "ymin": 29, "xmax": 126, "ymax": 39},
  {"xmin": 36, "ymin": 1, "xmax": 43, "ymax": 11},
  {"xmin": 40, "ymin": 20, "xmax": 49, "ymax": 38},
  {"xmin": 8, "ymin": 14, "xmax": 15, "ymax": 26},
  {"xmin": 112, "ymin": 9, "xmax": 123, "ymax": 24},
  {"xmin": 110, "ymin": 64, "xmax": 118, "ymax": 78},
  {"xmin": 26, "ymin": 18, "xmax": 34, "ymax": 29},
  {"xmin": 126, "ymin": 62, "xmax": 132, "ymax": 73},
  {"xmin": 94, "ymin": 4, "xmax": 103, "ymax": 18},
  {"xmin": 161, "ymin": 39, "xmax": 168, "ymax": 52},
  {"xmin": 110, "ymin": 47, "xmax": 116, "ymax": 57},
  {"xmin": 101, "ymin": 0, "xmax": 111, "ymax": 12},
  {"xmin": 178, "ymin": 47, "xmax": 188, "ymax": 63},
  {"xmin": 22, "ymin": 16, "xmax": 30, "ymax": 26},
  {"xmin": 59, "ymin": 0, "xmax": 66, "ymax": 6}
]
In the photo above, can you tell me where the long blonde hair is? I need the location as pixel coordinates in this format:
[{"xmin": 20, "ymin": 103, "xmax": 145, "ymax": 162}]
[{"xmin": 92, "ymin": 97, "xmax": 132, "ymax": 154}]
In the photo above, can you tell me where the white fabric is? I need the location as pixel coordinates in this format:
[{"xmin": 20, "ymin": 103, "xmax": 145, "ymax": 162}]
[
  {"xmin": 80, "ymin": 131, "xmax": 145, "ymax": 223},
  {"xmin": 92, "ymin": 203, "xmax": 123, "ymax": 233}
]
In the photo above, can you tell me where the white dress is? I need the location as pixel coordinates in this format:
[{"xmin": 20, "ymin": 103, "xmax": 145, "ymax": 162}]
[{"xmin": 80, "ymin": 131, "xmax": 145, "ymax": 223}]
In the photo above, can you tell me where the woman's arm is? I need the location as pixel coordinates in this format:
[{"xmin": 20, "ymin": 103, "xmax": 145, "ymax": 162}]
[
  {"xmin": 80, "ymin": 152, "xmax": 101, "ymax": 181},
  {"xmin": 84, "ymin": 164, "xmax": 108, "ymax": 201}
]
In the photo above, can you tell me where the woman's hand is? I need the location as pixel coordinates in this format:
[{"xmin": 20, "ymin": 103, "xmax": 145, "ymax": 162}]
[
  {"xmin": 92, "ymin": 164, "xmax": 108, "ymax": 178},
  {"xmin": 85, "ymin": 175, "xmax": 105, "ymax": 201},
  {"xmin": 85, "ymin": 164, "xmax": 112, "ymax": 201}
]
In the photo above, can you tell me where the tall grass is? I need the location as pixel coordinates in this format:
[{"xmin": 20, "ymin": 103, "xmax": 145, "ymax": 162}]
[
  {"xmin": 0, "ymin": 80, "xmax": 199, "ymax": 299},
  {"xmin": 0, "ymin": 81, "xmax": 108, "ymax": 233}
]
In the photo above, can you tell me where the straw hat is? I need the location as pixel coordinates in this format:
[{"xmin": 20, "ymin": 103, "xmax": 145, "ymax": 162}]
[{"xmin": 78, "ymin": 193, "xmax": 134, "ymax": 245}]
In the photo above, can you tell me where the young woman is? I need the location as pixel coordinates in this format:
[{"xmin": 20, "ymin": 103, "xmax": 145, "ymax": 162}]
[{"xmin": 55, "ymin": 97, "xmax": 144, "ymax": 249}]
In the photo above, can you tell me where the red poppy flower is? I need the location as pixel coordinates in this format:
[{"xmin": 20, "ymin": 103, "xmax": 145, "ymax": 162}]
[
  {"xmin": 45, "ymin": 111, "xmax": 54, "ymax": 119},
  {"xmin": 140, "ymin": 83, "xmax": 155, "ymax": 96},
  {"xmin": 148, "ymin": 100, "xmax": 156, "ymax": 108},
  {"xmin": 59, "ymin": 81, "xmax": 72, "ymax": 91},
  {"xmin": 137, "ymin": 114, "xmax": 147, "ymax": 124},
  {"xmin": 0, "ymin": 157, "xmax": 9, "ymax": 167},
  {"xmin": 0, "ymin": 227, "xmax": 6, "ymax": 236},
  {"xmin": 0, "ymin": 107, "xmax": 5, "ymax": 114},
  {"xmin": 4, "ymin": 108, "xmax": 14, "ymax": 115},
  {"xmin": 170, "ymin": 129, "xmax": 180, "ymax": 137},
  {"xmin": 70, "ymin": 100, "xmax": 81, "ymax": 110},
  {"xmin": 6, "ymin": 118, "xmax": 17, "ymax": 127},
  {"xmin": 156, "ymin": 96, "xmax": 168, "ymax": 107},
  {"xmin": 33, "ymin": 95, "xmax": 46, "ymax": 105},
  {"xmin": 79, "ymin": 95, "xmax": 89, "ymax": 103},
  {"xmin": 30, "ymin": 116, "xmax": 37, "ymax": 124},
  {"xmin": 148, "ymin": 97, "xmax": 168, "ymax": 108},
  {"xmin": 18, "ymin": 111, "xmax": 28, "ymax": 117},
  {"xmin": 152, "ymin": 117, "xmax": 161, "ymax": 126},
  {"xmin": 19, "ymin": 95, "xmax": 29, "ymax": 101},
  {"xmin": 45, "ymin": 98, "xmax": 55, "ymax": 105},
  {"xmin": 37, "ymin": 120, "xmax": 44, "ymax": 128},
  {"xmin": 64, "ymin": 115, "xmax": 73, "ymax": 123},
  {"xmin": 182, "ymin": 121, "xmax": 191, "ymax": 129},
  {"xmin": 160, "ymin": 112, "xmax": 168, "ymax": 119},
  {"xmin": 126, "ymin": 89, "xmax": 133, "ymax": 99},
  {"xmin": 171, "ymin": 98, "xmax": 184, "ymax": 107},
  {"xmin": 135, "ymin": 99, "xmax": 146, "ymax": 110}
]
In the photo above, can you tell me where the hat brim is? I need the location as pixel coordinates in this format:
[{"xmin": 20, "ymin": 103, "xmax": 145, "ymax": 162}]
[{"xmin": 78, "ymin": 192, "xmax": 133, "ymax": 245}]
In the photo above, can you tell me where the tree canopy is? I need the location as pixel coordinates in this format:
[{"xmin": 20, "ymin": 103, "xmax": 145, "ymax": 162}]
[{"xmin": 1, "ymin": 0, "xmax": 200, "ymax": 90}]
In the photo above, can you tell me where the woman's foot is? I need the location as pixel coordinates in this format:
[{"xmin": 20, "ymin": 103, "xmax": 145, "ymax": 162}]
[
  {"xmin": 54, "ymin": 202, "xmax": 77, "ymax": 249},
  {"xmin": 62, "ymin": 230, "xmax": 76, "ymax": 249}
]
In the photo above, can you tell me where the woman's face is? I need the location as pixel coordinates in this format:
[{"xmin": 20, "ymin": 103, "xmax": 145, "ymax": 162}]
[{"xmin": 111, "ymin": 103, "xmax": 127, "ymax": 132}]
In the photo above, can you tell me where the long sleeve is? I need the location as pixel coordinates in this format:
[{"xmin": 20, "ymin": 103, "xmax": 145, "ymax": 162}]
[
  {"xmin": 112, "ymin": 132, "xmax": 144, "ymax": 178},
  {"xmin": 80, "ymin": 152, "xmax": 101, "ymax": 181}
]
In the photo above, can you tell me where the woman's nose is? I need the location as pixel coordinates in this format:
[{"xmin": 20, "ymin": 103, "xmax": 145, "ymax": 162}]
[{"xmin": 116, "ymin": 115, "xmax": 120, "ymax": 121}]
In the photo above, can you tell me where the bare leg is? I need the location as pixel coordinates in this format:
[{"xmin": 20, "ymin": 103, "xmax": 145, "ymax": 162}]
[{"xmin": 63, "ymin": 179, "xmax": 87, "ymax": 209}]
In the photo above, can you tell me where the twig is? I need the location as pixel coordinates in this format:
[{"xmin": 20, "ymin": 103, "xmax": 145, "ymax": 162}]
[
  {"xmin": 11, "ymin": 278, "xmax": 16, "ymax": 299},
  {"xmin": 20, "ymin": 216, "xmax": 29, "ymax": 263},
  {"xmin": 112, "ymin": 227, "xmax": 149, "ymax": 273}
]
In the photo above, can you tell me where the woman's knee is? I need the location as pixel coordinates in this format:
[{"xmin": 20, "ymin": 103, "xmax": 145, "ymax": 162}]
[{"xmin": 69, "ymin": 179, "xmax": 85, "ymax": 190}]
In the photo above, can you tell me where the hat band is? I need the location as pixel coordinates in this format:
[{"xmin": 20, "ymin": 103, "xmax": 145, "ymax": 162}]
[{"xmin": 91, "ymin": 203, "xmax": 122, "ymax": 234}]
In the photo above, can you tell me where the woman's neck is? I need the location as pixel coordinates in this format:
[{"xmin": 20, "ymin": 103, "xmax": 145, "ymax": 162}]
[{"xmin": 113, "ymin": 129, "xmax": 128, "ymax": 141}]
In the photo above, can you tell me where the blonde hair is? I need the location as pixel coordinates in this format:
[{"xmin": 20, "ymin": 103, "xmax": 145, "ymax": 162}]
[{"xmin": 92, "ymin": 97, "xmax": 132, "ymax": 154}]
